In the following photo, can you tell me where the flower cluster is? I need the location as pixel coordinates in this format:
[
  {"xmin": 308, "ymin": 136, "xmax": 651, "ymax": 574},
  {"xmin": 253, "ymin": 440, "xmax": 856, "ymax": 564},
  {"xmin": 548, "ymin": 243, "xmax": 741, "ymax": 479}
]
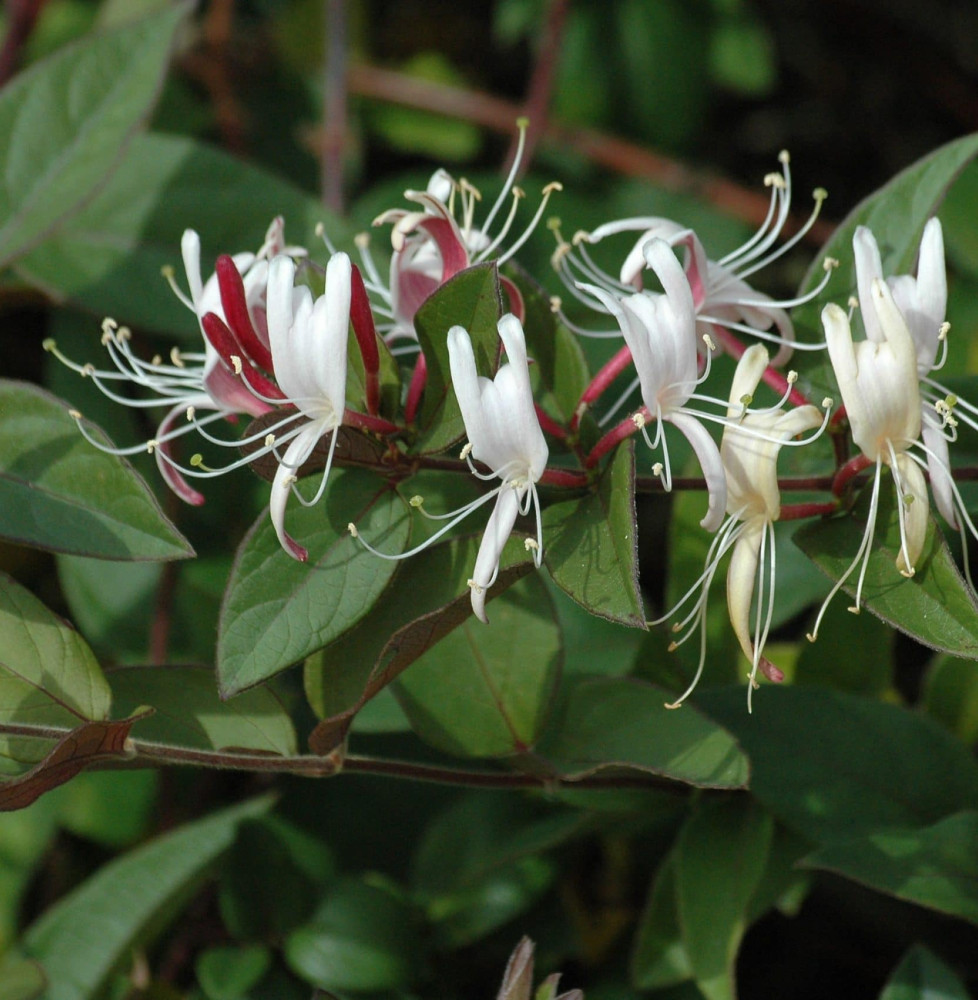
[{"xmin": 48, "ymin": 144, "xmax": 974, "ymax": 708}]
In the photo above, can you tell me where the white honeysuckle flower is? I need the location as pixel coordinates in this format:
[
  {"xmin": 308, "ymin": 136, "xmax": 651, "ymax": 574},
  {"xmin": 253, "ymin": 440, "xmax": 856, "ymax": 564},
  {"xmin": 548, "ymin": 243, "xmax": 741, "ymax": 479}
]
[
  {"xmin": 45, "ymin": 219, "xmax": 305, "ymax": 505},
  {"xmin": 653, "ymin": 345, "xmax": 827, "ymax": 711},
  {"xmin": 809, "ymin": 284, "xmax": 929, "ymax": 640},
  {"xmin": 350, "ymin": 313, "xmax": 548, "ymax": 623},
  {"xmin": 355, "ymin": 122, "xmax": 560, "ymax": 349},
  {"xmin": 554, "ymin": 151, "xmax": 835, "ymax": 367},
  {"xmin": 579, "ymin": 238, "xmax": 728, "ymax": 532}
]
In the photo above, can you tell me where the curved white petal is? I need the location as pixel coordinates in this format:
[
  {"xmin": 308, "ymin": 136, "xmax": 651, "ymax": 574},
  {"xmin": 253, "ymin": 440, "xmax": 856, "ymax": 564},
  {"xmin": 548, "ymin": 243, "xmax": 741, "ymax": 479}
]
[
  {"xmin": 667, "ymin": 410, "xmax": 727, "ymax": 532},
  {"xmin": 922, "ymin": 405, "xmax": 958, "ymax": 529},
  {"xmin": 269, "ymin": 421, "xmax": 326, "ymax": 561},
  {"xmin": 469, "ymin": 486, "xmax": 521, "ymax": 623},
  {"xmin": 726, "ymin": 519, "xmax": 763, "ymax": 667},
  {"xmin": 853, "ymin": 225, "xmax": 885, "ymax": 342}
]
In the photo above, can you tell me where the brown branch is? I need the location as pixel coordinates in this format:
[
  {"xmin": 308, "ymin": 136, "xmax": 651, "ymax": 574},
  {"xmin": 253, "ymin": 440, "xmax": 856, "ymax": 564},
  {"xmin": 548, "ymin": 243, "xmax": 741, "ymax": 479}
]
[
  {"xmin": 322, "ymin": 0, "xmax": 348, "ymax": 214},
  {"xmin": 0, "ymin": 0, "xmax": 50, "ymax": 86},
  {"xmin": 347, "ymin": 64, "xmax": 834, "ymax": 245}
]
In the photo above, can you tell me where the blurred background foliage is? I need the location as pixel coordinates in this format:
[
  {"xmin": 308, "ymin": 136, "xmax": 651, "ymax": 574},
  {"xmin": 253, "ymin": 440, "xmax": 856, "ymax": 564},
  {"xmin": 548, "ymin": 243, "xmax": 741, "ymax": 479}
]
[{"xmin": 2, "ymin": 1, "xmax": 978, "ymax": 998}]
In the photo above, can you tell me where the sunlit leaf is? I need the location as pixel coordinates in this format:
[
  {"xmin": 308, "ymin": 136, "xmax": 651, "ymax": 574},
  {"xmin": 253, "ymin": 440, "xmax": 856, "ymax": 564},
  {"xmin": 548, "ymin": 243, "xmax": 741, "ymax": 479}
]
[{"xmin": 877, "ymin": 945, "xmax": 971, "ymax": 1000}]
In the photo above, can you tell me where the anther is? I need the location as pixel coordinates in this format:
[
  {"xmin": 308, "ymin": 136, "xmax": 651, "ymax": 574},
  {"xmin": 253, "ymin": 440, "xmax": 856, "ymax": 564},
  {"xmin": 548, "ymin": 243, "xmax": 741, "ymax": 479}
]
[
  {"xmin": 186, "ymin": 406, "xmax": 196, "ymax": 421},
  {"xmin": 787, "ymin": 371, "xmax": 798, "ymax": 384},
  {"xmin": 813, "ymin": 187, "xmax": 828, "ymax": 202},
  {"xmin": 409, "ymin": 495, "xmax": 424, "ymax": 508},
  {"xmin": 146, "ymin": 440, "xmax": 158, "ymax": 454},
  {"xmin": 264, "ymin": 434, "xmax": 276, "ymax": 447},
  {"xmin": 632, "ymin": 412, "xmax": 647, "ymax": 429},
  {"xmin": 848, "ymin": 295, "xmax": 860, "ymax": 310},
  {"xmin": 939, "ymin": 321, "xmax": 951, "ymax": 340},
  {"xmin": 702, "ymin": 333, "xmax": 717, "ymax": 352},
  {"xmin": 822, "ymin": 397, "xmax": 833, "ymax": 409},
  {"xmin": 42, "ymin": 338, "xmax": 55, "ymax": 352},
  {"xmin": 354, "ymin": 232, "xmax": 370, "ymax": 249},
  {"xmin": 847, "ymin": 605, "xmax": 861, "ymax": 615},
  {"xmin": 170, "ymin": 347, "xmax": 184, "ymax": 367},
  {"xmin": 459, "ymin": 442, "xmax": 473, "ymax": 460},
  {"xmin": 778, "ymin": 149, "xmax": 791, "ymax": 164},
  {"xmin": 190, "ymin": 454, "xmax": 205, "ymax": 468},
  {"xmin": 68, "ymin": 409, "xmax": 82, "ymax": 420},
  {"xmin": 543, "ymin": 181, "xmax": 563, "ymax": 195},
  {"xmin": 549, "ymin": 296, "xmax": 562, "ymax": 313},
  {"xmin": 230, "ymin": 355, "xmax": 243, "ymax": 375},
  {"xmin": 652, "ymin": 462, "xmax": 664, "ymax": 477},
  {"xmin": 101, "ymin": 318, "xmax": 118, "ymax": 335},
  {"xmin": 151, "ymin": 355, "xmax": 162, "ymax": 367},
  {"xmin": 823, "ymin": 257, "xmax": 839, "ymax": 271},
  {"xmin": 347, "ymin": 522, "xmax": 359, "ymax": 538},
  {"xmin": 524, "ymin": 538, "xmax": 539, "ymax": 552}
]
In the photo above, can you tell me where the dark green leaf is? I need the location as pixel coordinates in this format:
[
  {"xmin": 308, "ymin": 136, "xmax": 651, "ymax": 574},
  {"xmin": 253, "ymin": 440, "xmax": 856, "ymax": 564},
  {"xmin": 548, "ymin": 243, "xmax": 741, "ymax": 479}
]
[
  {"xmin": 805, "ymin": 811, "xmax": 978, "ymax": 926},
  {"xmin": 675, "ymin": 798, "xmax": 773, "ymax": 1000},
  {"xmin": 284, "ymin": 877, "xmax": 421, "ymax": 993},
  {"xmin": 413, "ymin": 262, "xmax": 502, "ymax": 455},
  {"xmin": 631, "ymin": 854, "xmax": 693, "ymax": 991},
  {"xmin": 698, "ymin": 687, "xmax": 978, "ymax": 843},
  {"xmin": 17, "ymin": 130, "xmax": 345, "ymax": 336},
  {"xmin": 534, "ymin": 676, "xmax": 749, "ymax": 789},
  {"xmin": 544, "ymin": 439, "xmax": 645, "ymax": 626},
  {"xmin": 0, "ymin": 6, "xmax": 187, "ymax": 268},
  {"xmin": 110, "ymin": 665, "xmax": 298, "ymax": 757},
  {"xmin": 0, "ymin": 380, "xmax": 193, "ymax": 560},
  {"xmin": 196, "ymin": 945, "xmax": 272, "ymax": 1000},
  {"xmin": 218, "ymin": 470, "xmax": 410, "ymax": 697},
  {"xmin": 878, "ymin": 945, "xmax": 971, "ymax": 1000},
  {"xmin": 923, "ymin": 655, "xmax": 978, "ymax": 745},
  {"xmin": 22, "ymin": 796, "xmax": 273, "ymax": 1000},
  {"xmin": 394, "ymin": 574, "xmax": 562, "ymax": 757},
  {"xmin": 795, "ymin": 477, "xmax": 978, "ymax": 658},
  {"xmin": 0, "ymin": 955, "xmax": 46, "ymax": 1000}
]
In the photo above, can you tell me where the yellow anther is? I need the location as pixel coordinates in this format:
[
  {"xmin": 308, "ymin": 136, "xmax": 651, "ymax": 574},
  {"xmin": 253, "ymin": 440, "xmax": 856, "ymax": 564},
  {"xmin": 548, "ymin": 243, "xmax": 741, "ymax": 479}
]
[
  {"xmin": 632, "ymin": 411, "xmax": 647, "ymax": 429},
  {"xmin": 702, "ymin": 333, "xmax": 717, "ymax": 352},
  {"xmin": 549, "ymin": 295, "xmax": 562, "ymax": 313},
  {"xmin": 847, "ymin": 605, "xmax": 861, "ymax": 615},
  {"xmin": 516, "ymin": 115, "xmax": 530, "ymax": 129},
  {"xmin": 787, "ymin": 371, "xmax": 798, "ymax": 384},
  {"xmin": 354, "ymin": 231, "xmax": 370, "ymax": 249},
  {"xmin": 900, "ymin": 567, "xmax": 916, "ymax": 579},
  {"xmin": 347, "ymin": 522, "xmax": 359, "ymax": 538},
  {"xmin": 546, "ymin": 216, "xmax": 562, "ymax": 232},
  {"xmin": 315, "ymin": 221, "xmax": 325, "ymax": 237},
  {"xmin": 42, "ymin": 338, "xmax": 55, "ymax": 351},
  {"xmin": 68, "ymin": 408, "xmax": 82, "ymax": 420},
  {"xmin": 160, "ymin": 265, "xmax": 175, "ymax": 279},
  {"xmin": 543, "ymin": 181, "xmax": 563, "ymax": 195},
  {"xmin": 822, "ymin": 397, "xmax": 833, "ymax": 409},
  {"xmin": 409, "ymin": 495, "xmax": 424, "ymax": 508},
  {"xmin": 81, "ymin": 363, "xmax": 95, "ymax": 377},
  {"xmin": 230, "ymin": 355, "xmax": 243, "ymax": 375},
  {"xmin": 813, "ymin": 187, "xmax": 828, "ymax": 202},
  {"xmin": 186, "ymin": 406, "xmax": 196, "ymax": 421},
  {"xmin": 805, "ymin": 632, "xmax": 817, "ymax": 643},
  {"xmin": 571, "ymin": 230, "xmax": 590, "ymax": 246},
  {"xmin": 939, "ymin": 321, "xmax": 951, "ymax": 340},
  {"xmin": 101, "ymin": 317, "xmax": 118, "ymax": 334},
  {"xmin": 170, "ymin": 347, "xmax": 184, "ymax": 368},
  {"xmin": 848, "ymin": 295, "xmax": 860, "ymax": 310},
  {"xmin": 117, "ymin": 327, "xmax": 131, "ymax": 341},
  {"xmin": 264, "ymin": 434, "xmax": 276, "ymax": 447},
  {"xmin": 459, "ymin": 442, "xmax": 473, "ymax": 460},
  {"xmin": 652, "ymin": 462, "xmax": 664, "ymax": 477},
  {"xmin": 512, "ymin": 186, "xmax": 526, "ymax": 199},
  {"xmin": 146, "ymin": 440, "xmax": 158, "ymax": 454},
  {"xmin": 190, "ymin": 454, "xmax": 205, "ymax": 467},
  {"xmin": 779, "ymin": 149, "xmax": 791, "ymax": 164},
  {"xmin": 763, "ymin": 172, "xmax": 784, "ymax": 188},
  {"xmin": 550, "ymin": 242, "xmax": 572, "ymax": 270},
  {"xmin": 667, "ymin": 641, "xmax": 679, "ymax": 652},
  {"xmin": 823, "ymin": 257, "xmax": 839, "ymax": 271},
  {"xmin": 524, "ymin": 538, "xmax": 539, "ymax": 552},
  {"xmin": 151, "ymin": 355, "xmax": 162, "ymax": 367}
]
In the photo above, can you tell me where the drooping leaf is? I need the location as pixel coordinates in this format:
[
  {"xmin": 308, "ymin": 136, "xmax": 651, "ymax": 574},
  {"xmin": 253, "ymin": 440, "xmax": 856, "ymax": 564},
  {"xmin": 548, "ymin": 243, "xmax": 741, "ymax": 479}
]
[
  {"xmin": 394, "ymin": 574, "xmax": 563, "ymax": 757},
  {"xmin": 17, "ymin": 130, "xmax": 345, "ymax": 336},
  {"xmin": 413, "ymin": 262, "xmax": 502, "ymax": 455},
  {"xmin": 0, "ymin": 380, "xmax": 193, "ymax": 560},
  {"xmin": 794, "ymin": 132, "xmax": 978, "ymax": 342},
  {"xmin": 304, "ymin": 532, "xmax": 535, "ymax": 752},
  {"xmin": 794, "ymin": 479, "xmax": 978, "ymax": 658},
  {"xmin": 0, "ymin": 573, "xmax": 110, "ymax": 775},
  {"xmin": 22, "ymin": 796, "xmax": 273, "ymax": 1000},
  {"xmin": 877, "ymin": 945, "xmax": 971, "ymax": 1000},
  {"xmin": 698, "ymin": 686, "xmax": 978, "ymax": 844},
  {"xmin": 110, "ymin": 665, "xmax": 298, "ymax": 758},
  {"xmin": 675, "ymin": 798, "xmax": 773, "ymax": 1000},
  {"xmin": 544, "ymin": 439, "xmax": 645, "ymax": 626},
  {"xmin": 0, "ymin": 5, "xmax": 187, "ymax": 269},
  {"xmin": 217, "ymin": 470, "xmax": 410, "ymax": 697},
  {"xmin": 533, "ymin": 676, "xmax": 749, "ymax": 789},
  {"xmin": 805, "ymin": 811, "xmax": 978, "ymax": 927}
]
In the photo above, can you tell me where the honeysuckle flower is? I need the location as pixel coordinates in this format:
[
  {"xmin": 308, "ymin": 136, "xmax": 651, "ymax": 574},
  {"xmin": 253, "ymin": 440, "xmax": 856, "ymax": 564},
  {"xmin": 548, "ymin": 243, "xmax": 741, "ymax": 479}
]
[
  {"xmin": 45, "ymin": 219, "xmax": 305, "ymax": 505},
  {"xmin": 579, "ymin": 238, "xmax": 729, "ymax": 531},
  {"xmin": 351, "ymin": 313, "xmax": 548, "ymax": 623},
  {"xmin": 654, "ymin": 345, "xmax": 828, "ymax": 711},
  {"xmin": 553, "ymin": 151, "xmax": 835, "ymax": 369},
  {"xmin": 355, "ymin": 122, "xmax": 561, "ymax": 348},
  {"xmin": 808, "ymin": 284, "xmax": 929, "ymax": 640}
]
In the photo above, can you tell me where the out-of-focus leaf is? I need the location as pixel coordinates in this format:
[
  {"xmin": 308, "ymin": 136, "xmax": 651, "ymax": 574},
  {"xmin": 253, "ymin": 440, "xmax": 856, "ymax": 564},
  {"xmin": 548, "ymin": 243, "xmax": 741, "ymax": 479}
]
[
  {"xmin": 533, "ymin": 676, "xmax": 749, "ymax": 789},
  {"xmin": 631, "ymin": 854, "xmax": 692, "ymax": 991},
  {"xmin": 698, "ymin": 686, "xmax": 978, "ymax": 843},
  {"xmin": 795, "ymin": 132, "xmax": 978, "ymax": 342},
  {"xmin": 877, "ymin": 945, "xmax": 971, "ymax": 1000},
  {"xmin": 16, "ymin": 131, "xmax": 344, "ymax": 336},
  {"xmin": 0, "ymin": 380, "xmax": 193, "ymax": 560},
  {"xmin": 110, "ymin": 665, "xmax": 298, "ymax": 757},
  {"xmin": 923, "ymin": 655, "xmax": 978, "ymax": 744},
  {"xmin": 196, "ymin": 945, "xmax": 272, "ymax": 1000},
  {"xmin": 544, "ymin": 440, "xmax": 645, "ymax": 626},
  {"xmin": 795, "ymin": 480, "xmax": 978, "ymax": 658},
  {"xmin": 0, "ymin": 954, "xmax": 46, "ymax": 1000},
  {"xmin": 0, "ymin": 573, "xmax": 110, "ymax": 775},
  {"xmin": 709, "ymin": 9, "xmax": 776, "ymax": 95},
  {"xmin": 304, "ymin": 532, "xmax": 534, "ymax": 752},
  {"xmin": 22, "ymin": 796, "xmax": 272, "ymax": 1000},
  {"xmin": 675, "ymin": 798, "xmax": 773, "ymax": 1000},
  {"xmin": 57, "ymin": 769, "xmax": 157, "ymax": 848},
  {"xmin": 805, "ymin": 811, "xmax": 978, "ymax": 926},
  {"xmin": 413, "ymin": 262, "xmax": 502, "ymax": 455},
  {"xmin": 394, "ymin": 574, "xmax": 561, "ymax": 757},
  {"xmin": 0, "ymin": 5, "xmax": 186, "ymax": 269},
  {"xmin": 217, "ymin": 470, "xmax": 410, "ymax": 697},
  {"xmin": 284, "ymin": 877, "xmax": 421, "ymax": 993}
]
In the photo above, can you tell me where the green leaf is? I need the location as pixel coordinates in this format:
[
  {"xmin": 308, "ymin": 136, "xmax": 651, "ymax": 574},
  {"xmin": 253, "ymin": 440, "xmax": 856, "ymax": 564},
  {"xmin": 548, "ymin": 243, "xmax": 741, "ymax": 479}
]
[
  {"xmin": 196, "ymin": 945, "xmax": 272, "ymax": 1000},
  {"xmin": 795, "ymin": 477, "xmax": 978, "ymax": 658},
  {"xmin": 394, "ymin": 574, "xmax": 562, "ymax": 757},
  {"xmin": 0, "ymin": 955, "xmax": 46, "ymax": 1000},
  {"xmin": 923, "ymin": 655, "xmax": 978, "ymax": 745},
  {"xmin": 284, "ymin": 876, "xmax": 421, "ymax": 993},
  {"xmin": 22, "ymin": 796, "xmax": 272, "ymax": 1000},
  {"xmin": 675, "ymin": 798, "xmax": 773, "ymax": 1000},
  {"xmin": 544, "ymin": 439, "xmax": 645, "ymax": 626},
  {"xmin": 413, "ymin": 262, "xmax": 502, "ymax": 455},
  {"xmin": 217, "ymin": 470, "xmax": 410, "ymax": 697},
  {"xmin": 109, "ymin": 665, "xmax": 298, "ymax": 757},
  {"xmin": 0, "ymin": 573, "xmax": 110, "ymax": 773},
  {"xmin": 303, "ymin": 531, "xmax": 535, "ymax": 749},
  {"xmin": 57, "ymin": 770, "xmax": 157, "ymax": 849},
  {"xmin": 0, "ymin": 5, "xmax": 187, "ymax": 269},
  {"xmin": 631, "ymin": 854, "xmax": 693, "ymax": 991},
  {"xmin": 795, "ymin": 132, "xmax": 978, "ymax": 341},
  {"xmin": 878, "ymin": 945, "xmax": 971, "ymax": 1000},
  {"xmin": 0, "ymin": 380, "xmax": 193, "ymax": 560},
  {"xmin": 805, "ymin": 811, "xmax": 978, "ymax": 926},
  {"xmin": 698, "ymin": 687, "xmax": 978, "ymax": 843},
  {"xmin": 534, "ymin": 676, "xmax": 749, "ymax": 789},
  {"xmin": 17, "ymin": 130, "xmax": 344, "ymax": 335}
]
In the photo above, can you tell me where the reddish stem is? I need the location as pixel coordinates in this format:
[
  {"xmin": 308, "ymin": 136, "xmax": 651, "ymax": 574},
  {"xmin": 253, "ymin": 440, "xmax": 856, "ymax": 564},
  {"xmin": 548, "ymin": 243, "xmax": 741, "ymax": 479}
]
[
  {"xmin": 832, "ymin": 453, "xmax": 872, "ymax": 497},
  {"xmin": 539, "ymin": 467, "xmax": 589, "ymax": 488},
  {"xmin": 780, "ymin": 500, "xmax": 839, "ymax": 521},
  {"xmin": 405, "ymin": 352, "xmax": 427, "ymax": 425},
  {"xmin": 585, "ymin": 407, "xmax": 649, "ymax": 468},
  {"xmin": 573, "ymin": 343, "xmax": 633, "ymax": 431},
  {"xmin": 710, "ymin": 324, "xmax": 812, "ymax": 408},
  {"xmin": 343, "ymin": 409, "xmax": 401, "ymax": 435},
  {"xmin": 350, "ymin": 264, "xmax": 381, "ymax": 415},
  {"xmin": 534, "ymin": 404, "xmax": 567, "ymax": 440}
]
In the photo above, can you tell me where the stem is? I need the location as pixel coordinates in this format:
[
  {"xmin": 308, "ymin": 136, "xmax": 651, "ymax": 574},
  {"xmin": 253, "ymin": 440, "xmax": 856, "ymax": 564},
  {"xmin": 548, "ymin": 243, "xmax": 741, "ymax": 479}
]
[
  {"xmin": 711, "ymin": 324, "xmax": 811, "ymax": 408},
  {"xmin": 780, "ymin": 500, "xmax": 839, "ymax": 520},
  {"xmin": 574, "ymin": 344, "xmax": 633, "ymax": 431},
  {"xmin": 585, "ymin": 409, "xmax": 647, "ymax": 468},
  {"xmin": 539, "ymin": 467, "xmax": 589, "ymax": 488},
  {"xmin": 322, "ymin": 0, "xmax": 348, "ymax": 214},
  {"xmin": 343, "ymin": 408, "xmax": 401, "ymax": 435},
  {"xmin": 535, "ymin": 404, "xmax": 568, "ymax": 440},
  {"xmin": 832, "ymin": 453, "xmax": 872, "ymax": 498}
]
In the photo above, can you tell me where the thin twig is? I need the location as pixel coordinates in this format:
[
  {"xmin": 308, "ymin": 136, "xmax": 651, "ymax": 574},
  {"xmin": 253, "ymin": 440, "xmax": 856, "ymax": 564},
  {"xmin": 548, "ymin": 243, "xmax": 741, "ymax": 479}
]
[
  {"xmin": 347, "ymin": 64, "xmax": 834, "ymax": 245},
  {"xmin": 322, "ymin": 0, "xmax": 348, "ymax": 214}
]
